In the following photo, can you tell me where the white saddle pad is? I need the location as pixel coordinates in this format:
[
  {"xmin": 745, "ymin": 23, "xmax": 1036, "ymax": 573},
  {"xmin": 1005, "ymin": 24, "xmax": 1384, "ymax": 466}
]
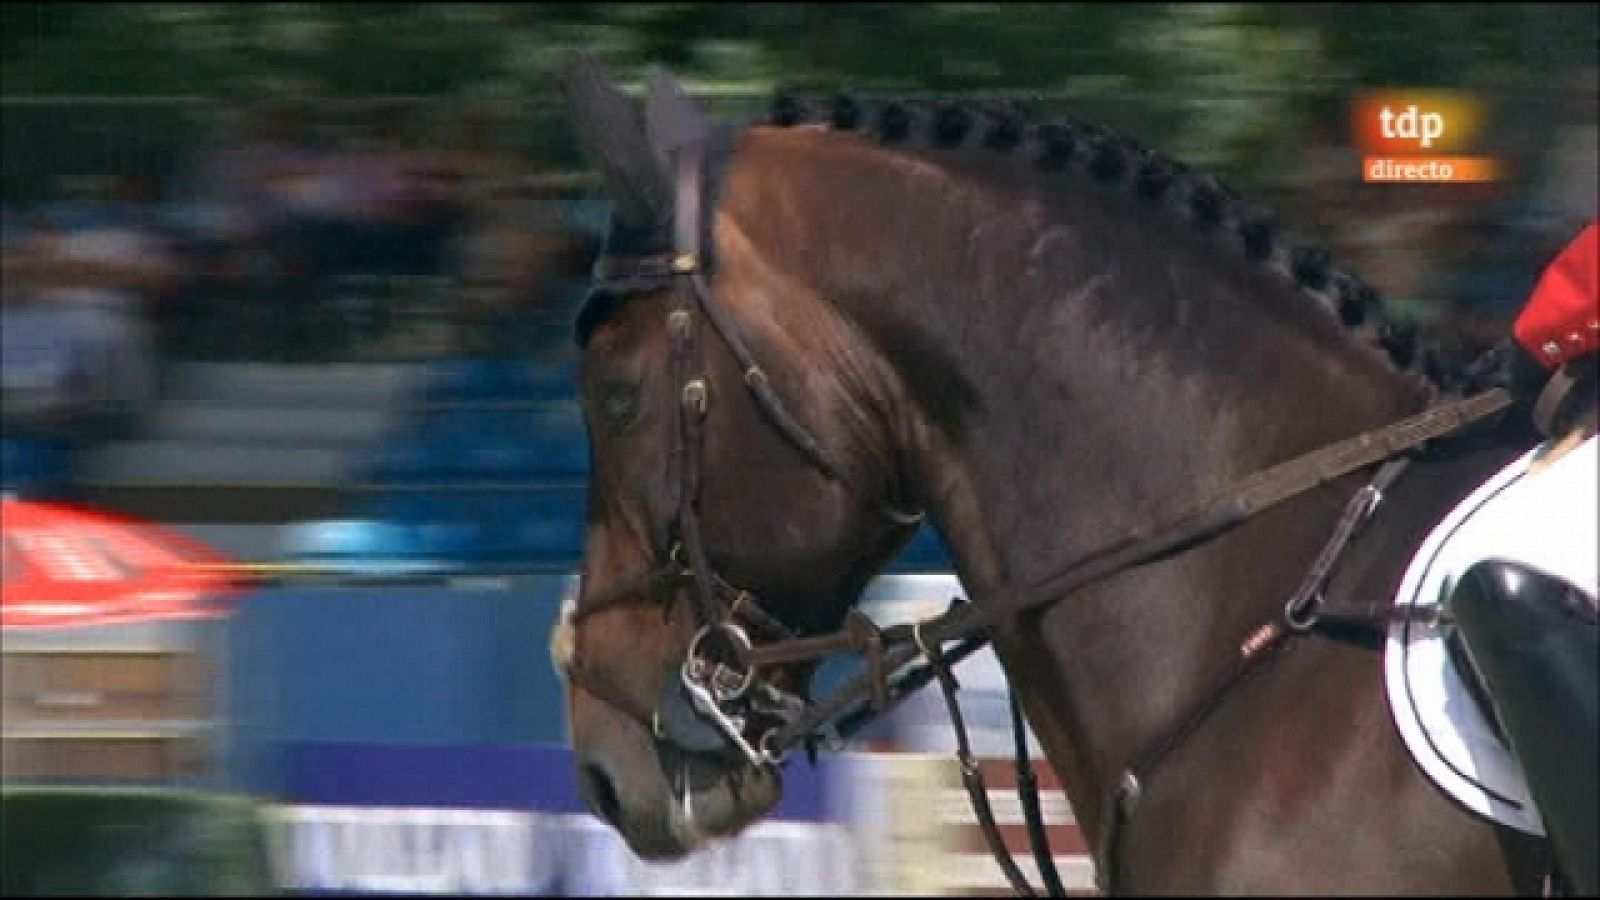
[{"xmin": 1385, "ymin": 433, "xmax": 1599, "ymax": 836}]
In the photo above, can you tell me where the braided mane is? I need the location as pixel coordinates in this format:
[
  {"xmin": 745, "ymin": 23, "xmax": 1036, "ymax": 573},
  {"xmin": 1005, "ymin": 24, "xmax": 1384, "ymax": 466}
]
[{"xmin": 765, "ymin": 92, "xmax": 1481, "ymax": 392}]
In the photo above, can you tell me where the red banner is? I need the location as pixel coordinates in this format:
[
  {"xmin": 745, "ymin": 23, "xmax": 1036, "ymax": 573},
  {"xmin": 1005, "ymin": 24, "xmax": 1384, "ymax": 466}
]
[{"xmin": 1, "ymin": 499, "xmax": 242, "ymax": 629}]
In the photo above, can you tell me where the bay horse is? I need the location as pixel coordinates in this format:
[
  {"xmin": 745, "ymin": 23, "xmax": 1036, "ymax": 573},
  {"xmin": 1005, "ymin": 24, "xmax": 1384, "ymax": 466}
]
[{"xmin": 550, "ymin": 57, "xmax": 1556, "ymax": 894}]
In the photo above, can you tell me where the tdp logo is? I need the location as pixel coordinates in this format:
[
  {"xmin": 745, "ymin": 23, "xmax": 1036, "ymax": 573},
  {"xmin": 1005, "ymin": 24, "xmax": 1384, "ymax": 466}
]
[
  {"xmin": 1352, "ymin": 90, "xmax": 1497, "ymax": 183},
  {"xmin": 1378, "ymin": 105, "xmax": 1444, "ymax": 149}
]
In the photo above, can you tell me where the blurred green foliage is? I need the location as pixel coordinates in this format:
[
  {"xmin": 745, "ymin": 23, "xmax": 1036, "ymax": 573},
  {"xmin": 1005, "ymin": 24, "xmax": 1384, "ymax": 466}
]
[
  {"xmin": 1, "ymin": 4, "xmax": 1592, "ymax": 185},
  {"xmin": 4, "ymin": 4, "xmax": 1591, "ymax": 99}
]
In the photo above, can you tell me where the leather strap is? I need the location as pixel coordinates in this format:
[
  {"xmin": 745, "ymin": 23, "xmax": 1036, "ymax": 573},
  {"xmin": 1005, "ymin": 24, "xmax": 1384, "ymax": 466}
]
[
  {"xmin": 1013, "ymin": 692, "xmax": 1067, "ymax": 896},
  {"xmin": 1094, "ymin": 620, "xmax": 1291, "ymax": 893},
  {"xmin": 1283, "ymin": 456, "xmax": 1412, "ymax": 632},
  {"xmin": 917, "ymin": 623, "xmax": 1038, "ymax": 897},
  {"xmin": 1532, "ymin": 364, "xmax": 1579, "ymax": 438}
]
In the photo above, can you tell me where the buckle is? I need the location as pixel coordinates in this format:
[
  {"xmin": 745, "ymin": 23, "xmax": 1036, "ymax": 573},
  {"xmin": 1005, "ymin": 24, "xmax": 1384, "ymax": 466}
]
[
  {"xmin": 1354, "ymin": 483, "xmax": 1384, "ymax": 522},
  {"xmin": 681, "ymin": 379, "xmax": 709, "ymax": 415}
]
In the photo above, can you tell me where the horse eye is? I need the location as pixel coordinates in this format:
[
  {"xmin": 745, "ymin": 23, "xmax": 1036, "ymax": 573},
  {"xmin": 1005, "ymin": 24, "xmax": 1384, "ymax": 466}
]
[{"xmin": 597, "ymin": 382, "xmax": 639, "ymax": 425}]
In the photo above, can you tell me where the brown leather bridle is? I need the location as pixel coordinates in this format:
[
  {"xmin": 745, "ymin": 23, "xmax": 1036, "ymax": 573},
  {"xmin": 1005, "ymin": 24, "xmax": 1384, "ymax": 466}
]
[
  {"xmin": 562, "ymin": 136, "xmax": 927, "ymax": 770},
  {"xmin": 558, "ymin": 128, "xmax": 1516, "ymax": 896}
]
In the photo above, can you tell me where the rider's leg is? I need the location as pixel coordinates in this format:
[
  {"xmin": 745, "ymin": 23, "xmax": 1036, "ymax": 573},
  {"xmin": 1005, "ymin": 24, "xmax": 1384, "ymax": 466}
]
[{"xmin": 1449, "ymin": 558, "xmax": 1598, "ymax": 895}]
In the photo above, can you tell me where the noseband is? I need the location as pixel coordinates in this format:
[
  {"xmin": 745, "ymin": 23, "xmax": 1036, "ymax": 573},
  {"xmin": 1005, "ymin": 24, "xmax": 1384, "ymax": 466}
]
[{"xmin": 559, "ymin": 128, "xmax": 1517, "ymax": 896}]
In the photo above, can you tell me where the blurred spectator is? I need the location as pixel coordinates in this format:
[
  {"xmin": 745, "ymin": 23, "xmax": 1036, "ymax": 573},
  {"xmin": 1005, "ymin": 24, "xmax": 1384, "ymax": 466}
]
[
  {"xmin": 450, "ymin": 178, "xmax": 597, "ymax": 359},
  {"xmin": 321, "ymin": 102, "xmax": 466, "ymax": 351},
  {"xmin": 432, "ymin": 100, "xmax": 541, "ymax": 224},
  {"xmin": 8, "ymin": 96, "xmax": 615, "ymax": 369},
  {"xmin": 197, "ymin": 97, "xmax": 335, "ymax": 359},
  {"xmin": 453, "ymin": 210, "xmax": 556, "ymax": 357},
  {"xmin": 3, "ymin": 214, "xmax": 89, "ymax": 498},
  {"xmin": 27, "ymin": 176, "xmax": 181, "ymax": 438},
  {"xmin": 4, "ymin": 214, "xmax": 73, "ymax": 417}
]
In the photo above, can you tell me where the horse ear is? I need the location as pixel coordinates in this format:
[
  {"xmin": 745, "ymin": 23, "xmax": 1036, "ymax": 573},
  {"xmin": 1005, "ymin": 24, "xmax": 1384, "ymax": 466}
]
[
  {"xmin": 560, "ymin": 53, "xmax": 670, "ymax": 228},
  {"xmin": 644, "ymin": 64, "xmax": 711, "ymax": 162}
]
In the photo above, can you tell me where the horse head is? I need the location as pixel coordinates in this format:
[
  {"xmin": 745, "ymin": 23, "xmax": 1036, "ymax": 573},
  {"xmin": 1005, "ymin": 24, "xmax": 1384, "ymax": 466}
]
[{"xmin": 551, "ymin": 56, "xmax": 922, "ymax": 859}]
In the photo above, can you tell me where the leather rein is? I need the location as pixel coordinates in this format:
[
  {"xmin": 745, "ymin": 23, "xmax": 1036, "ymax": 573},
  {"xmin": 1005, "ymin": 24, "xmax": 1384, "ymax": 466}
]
[{"xmin": 560, "ymin": 134, "xmax": 1514, "ymax": 896}]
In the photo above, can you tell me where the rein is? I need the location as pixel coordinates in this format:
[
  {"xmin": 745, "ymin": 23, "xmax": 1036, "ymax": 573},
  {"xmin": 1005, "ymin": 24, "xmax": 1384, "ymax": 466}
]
[{"xmin": 563, "ymin": 129, "xmax": 1515, "ymax": 895}]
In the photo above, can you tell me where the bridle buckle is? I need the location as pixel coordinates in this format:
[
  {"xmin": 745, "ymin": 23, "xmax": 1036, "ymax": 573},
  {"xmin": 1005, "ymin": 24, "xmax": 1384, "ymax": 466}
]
[{"xmin": 682, "ymin": 379, "xmax": 709, "ymax": 415}]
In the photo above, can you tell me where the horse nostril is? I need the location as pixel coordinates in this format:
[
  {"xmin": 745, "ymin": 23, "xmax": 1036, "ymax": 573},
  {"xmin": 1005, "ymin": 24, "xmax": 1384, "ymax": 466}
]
[{"xmin": 580, "ymin": 761, "xmax": 623, "ymax": 827}]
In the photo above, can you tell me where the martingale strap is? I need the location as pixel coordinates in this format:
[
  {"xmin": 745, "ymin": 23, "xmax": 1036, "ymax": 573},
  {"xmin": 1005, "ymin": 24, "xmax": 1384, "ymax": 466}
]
[
  {"xmin": 1283, "ymin": 456, "xmax": 1412, "ymax": 633},
  {"xmin": 916, "ymin": 622, "xmax": 1039, "ymax": 898},
  {"xmin": 1014, "ymin": 690, "xmax": 1068, "ymax": 897}
]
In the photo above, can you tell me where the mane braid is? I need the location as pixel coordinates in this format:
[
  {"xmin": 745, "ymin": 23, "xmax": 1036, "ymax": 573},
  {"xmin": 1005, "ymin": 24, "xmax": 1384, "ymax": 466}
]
[{"xmin": 766, "ymin": 91, "xmax": 1482, "ymax": 394}]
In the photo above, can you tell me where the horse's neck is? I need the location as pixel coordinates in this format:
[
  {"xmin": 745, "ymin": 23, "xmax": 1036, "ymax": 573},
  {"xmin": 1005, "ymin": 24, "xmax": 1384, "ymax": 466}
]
[
  {"xmin": 726, "ymin": 132, "xmax": 1441, "ymax": 838},
  {"xmin": 720, "ymin": 128, "xmax": 1531, "ymax": 890},
  {"xmin": 804, "ymin": 174, "xmax": 1436, "ymax": 849},
  {"xmin": 903, "ymin": 323, "xmax": 1423, "ymax": 805}
]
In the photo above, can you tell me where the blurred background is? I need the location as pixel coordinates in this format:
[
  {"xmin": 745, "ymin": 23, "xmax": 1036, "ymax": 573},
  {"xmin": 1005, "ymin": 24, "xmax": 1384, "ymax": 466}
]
[{"xmin": 1, "ymin": 3, "xmax": 1595, "ymax": 895}]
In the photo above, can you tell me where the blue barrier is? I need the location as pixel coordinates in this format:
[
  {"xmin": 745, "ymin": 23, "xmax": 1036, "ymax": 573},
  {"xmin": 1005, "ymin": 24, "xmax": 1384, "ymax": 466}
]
[
  {"xmin": 272, "ymin": 741, "xmax": 832, "ymax": 821},
  {"xmin": 224, "ymin": 573, "xmax": 971, "ymax": 788},
  {"xmin": 226, "ymin": 577, "xmax": 872, "ymax": 895},
  {"xmin": 226, "ymin": 577, "xmax": 574, "ymax": 796}
]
